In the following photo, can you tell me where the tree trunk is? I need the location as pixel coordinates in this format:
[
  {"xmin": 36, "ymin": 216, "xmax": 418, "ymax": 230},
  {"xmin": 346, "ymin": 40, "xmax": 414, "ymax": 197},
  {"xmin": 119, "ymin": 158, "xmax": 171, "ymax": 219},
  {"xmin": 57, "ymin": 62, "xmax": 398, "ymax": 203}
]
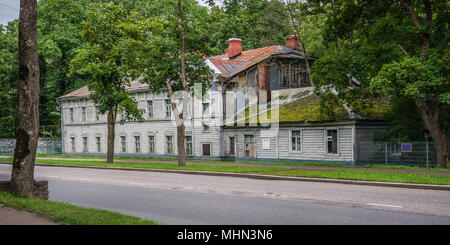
[
  {"xmin": 10, "ymin": 0, "xmax": 40, "ymax": 196},
  {"xmin": 177, "ymin": 123, "xmax": 186, "ymax": 166},
  {"xmin": 106, "ymin": 108, "xmax": 116, "ymax": 164},
  {"xmin": 415, "ymin": 99, "xmax": 448, "ymax": 168},
  {"xmin": 176, "ymin": 0, "xmax": 188, "ymax": 166}
]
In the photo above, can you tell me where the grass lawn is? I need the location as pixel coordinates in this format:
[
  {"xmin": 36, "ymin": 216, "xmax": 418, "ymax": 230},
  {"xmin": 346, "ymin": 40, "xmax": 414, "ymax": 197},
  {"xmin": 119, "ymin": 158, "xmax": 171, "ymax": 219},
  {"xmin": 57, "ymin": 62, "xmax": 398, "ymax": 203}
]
[
  {"xmin": 1, "ymin": 153, "xmax": 447, "ymax": 171},
  {"xmin": 0, "ymin": 191, "xmax": 159, "ymax": 225},
  {"xmin": 0, "ymin": 157, "xmax": 448, "ymax": 185}
]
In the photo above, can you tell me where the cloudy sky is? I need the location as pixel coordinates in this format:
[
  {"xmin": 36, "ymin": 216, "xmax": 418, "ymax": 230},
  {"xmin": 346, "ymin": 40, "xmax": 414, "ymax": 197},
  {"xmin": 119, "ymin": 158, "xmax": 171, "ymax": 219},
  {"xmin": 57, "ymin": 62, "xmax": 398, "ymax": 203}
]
[{"xmin": 0, "ymin": 0, "xmax": 19, "ymax": 26}]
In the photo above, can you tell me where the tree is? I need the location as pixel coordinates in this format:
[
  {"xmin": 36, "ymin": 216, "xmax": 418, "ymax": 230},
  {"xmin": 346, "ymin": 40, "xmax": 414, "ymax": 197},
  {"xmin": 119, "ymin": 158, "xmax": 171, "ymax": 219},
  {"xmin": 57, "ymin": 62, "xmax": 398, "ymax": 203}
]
[
  {"xmin": 10, "ymin": 0, "xmax": 40, "ymax": 196},
  {"xmin": 133, "ymin": 0, "xmax": 211, "ymax": 166},
  {"xmin": 311, "ymin": 0, "xmax": 449, "ymax": 168},
  {"xmin": 0, "ymin": 22, "xmax": 19, "ymax": 138},
  {"xmin": 37, "ymin": 0, "xmax": 88, "ymax": 133},
  {"xmin": 69, "ymin": 2, "xmax": 143, "ymax": 163}
]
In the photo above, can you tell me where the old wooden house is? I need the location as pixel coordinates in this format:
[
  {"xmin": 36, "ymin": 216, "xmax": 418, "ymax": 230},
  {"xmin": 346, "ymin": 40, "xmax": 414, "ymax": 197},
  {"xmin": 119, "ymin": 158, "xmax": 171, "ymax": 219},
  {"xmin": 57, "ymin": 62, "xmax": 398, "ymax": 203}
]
[{"xmin": 57, "ymin": 36, "xmax": 385, "ymax": 164}]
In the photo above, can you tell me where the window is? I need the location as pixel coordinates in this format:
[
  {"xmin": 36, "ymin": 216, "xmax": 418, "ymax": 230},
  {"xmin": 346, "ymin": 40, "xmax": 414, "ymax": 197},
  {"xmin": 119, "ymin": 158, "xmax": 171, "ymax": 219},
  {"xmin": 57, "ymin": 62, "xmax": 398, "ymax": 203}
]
[
  {"xmin": 70, "ymin": 137, "xmax": 75, "ymax": 152},
  {"xmin": 69, "ymin": 108, "xmax": 74, "ymax": 123},
  {"xmin": 95, "ymin": 106, "xmax": 100, "ymax": 121},
  {"xmin": 134, "ymin": 136, "xmax": 141, "ymax": 153},
  {"xmin": 82, "ymin": 107, "xmax": 86, "ymax": 122},
  {"xmin": 166, "ymin": 135, "xmax": 173, "ymax": 154},
  {"xmin": 202, "ymin": 102, "xmax": 209, "ymax": 118},
  {"xmin": 244, "ymin": 135, "xmax": 254, "ymax": 157},
  {"xmin": 202, "ymin": 143, "xmax": 211, "ymax": 156},
  {"xmin": 120, "ymin": 136, "xmax": 126, "ymax": 153},
  {"xmin": 291, "ymin": 130, "xmax": 301, "ymax": 152},
  {"xmin": 96, "ymin": 137, "xmax": 101, "ymax": 152},
  {"xmin": 147, "ymin": 100, "xmax": 153, "ymax": 118},
  {"xmin": 185, "ymin": 136, "xmax": 192, "ymax": 155},
  {"xmin": 203, "ymin": 124, "xmax": 209, "ymax": 131},
  {"xmin": 326, "ymin": 129, "xmax": 338, "ymax": 154},
  {"xmin": 148, "ymin": 135, "xmax": 155, "ymax": 153},
  {"xmin": 165, "ymin": 99, "xmax": 171, "ymax": 118},
  {"xmin": 229, "ymin": 136, "xmax": 235, "ymax": 155},
  {"xmin": 82, "ymin": 136, "xmax": 88, "ymax": 152}
]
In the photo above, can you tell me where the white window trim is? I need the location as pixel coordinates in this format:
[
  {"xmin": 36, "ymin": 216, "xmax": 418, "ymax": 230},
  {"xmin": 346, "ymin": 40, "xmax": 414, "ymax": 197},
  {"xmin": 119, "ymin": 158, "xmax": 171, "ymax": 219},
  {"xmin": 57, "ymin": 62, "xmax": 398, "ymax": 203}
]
[
  {"xmin": 324, "ymin": 128, "xmax": 339, "ymax": 156},
  {"xmin": 147, "ymin": 133, "xmax": 156, "ymax": 154},
  {"xmin": 147, "ymin": 100, "xmax": 153, "ymax": 119},
  {"xmin": 289, "ymin": 129, "xmax": 303, "ymax": 153},
  {"xmin": 165, "ymin": 133, "xmax": 174, "ymax": 155},
  {"xmin": 119, "ymin": 134, "xmax": 127, "ymax": 153},
  {"xmin": 133, "ymin": 134, "xmax": 141, "ymax": 153}
]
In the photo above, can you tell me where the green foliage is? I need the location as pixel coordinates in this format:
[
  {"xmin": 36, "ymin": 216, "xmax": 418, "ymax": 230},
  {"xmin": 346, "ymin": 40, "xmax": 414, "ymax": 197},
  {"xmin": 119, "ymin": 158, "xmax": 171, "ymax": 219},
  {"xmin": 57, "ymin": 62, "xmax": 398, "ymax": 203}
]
[
  {"xmin": 0, "ymin": 21, "xmax": 19, "ymax": 138},
  {"xmin": 69, "ymin": 1, "xmax": 144, "ymax": 122}
]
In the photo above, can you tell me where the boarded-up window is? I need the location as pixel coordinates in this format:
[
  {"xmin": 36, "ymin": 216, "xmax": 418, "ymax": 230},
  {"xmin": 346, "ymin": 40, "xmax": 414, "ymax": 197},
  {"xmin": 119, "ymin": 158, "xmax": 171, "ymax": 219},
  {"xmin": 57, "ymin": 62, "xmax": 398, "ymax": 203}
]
[
  {"xmin": 238, "ymin": 74, "xmax": 246, "ymax": 84},
  {"xmin": 82, "ymin": 137, "xmax": 88, "ymax": 152},
  {"xmin": 70, "ymin": 137, "xmax": 75, "ymax": 152},
  {"xmin": 327, "ymin": 130, "xmax": 338, "ymax": 154},
  {"xmin": 202, "ymin": 143, "xmax": 211, "ymax": 156},
  {"xmin": 244, "ymin": 135, "xmax": 254, "ymax": 157},
  {"xmin": 121, "ymin": 136, "xmax": 126, "ymax": 153},
  {"xmin": 186, "ymin": 136, "xmax": 192, "ymax": 155},
  {"xmin": 229, "ymin": 136, "xmax": 235, "ymax": 155}
]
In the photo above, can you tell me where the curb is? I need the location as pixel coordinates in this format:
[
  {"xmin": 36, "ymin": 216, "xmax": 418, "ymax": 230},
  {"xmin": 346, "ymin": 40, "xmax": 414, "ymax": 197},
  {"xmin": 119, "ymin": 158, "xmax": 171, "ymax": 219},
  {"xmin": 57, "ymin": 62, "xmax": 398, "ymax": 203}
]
[{"xmin": 1, "ymin": 162, "xmax": 449, "ymax": 191}]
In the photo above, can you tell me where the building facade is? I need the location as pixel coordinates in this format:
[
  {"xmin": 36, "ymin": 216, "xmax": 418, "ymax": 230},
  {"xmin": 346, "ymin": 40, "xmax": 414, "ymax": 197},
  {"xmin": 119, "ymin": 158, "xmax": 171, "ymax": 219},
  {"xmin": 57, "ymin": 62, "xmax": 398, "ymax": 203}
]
[{"xmin": 57, "ymin": 36, "xmax": 385, "ymax": 164}]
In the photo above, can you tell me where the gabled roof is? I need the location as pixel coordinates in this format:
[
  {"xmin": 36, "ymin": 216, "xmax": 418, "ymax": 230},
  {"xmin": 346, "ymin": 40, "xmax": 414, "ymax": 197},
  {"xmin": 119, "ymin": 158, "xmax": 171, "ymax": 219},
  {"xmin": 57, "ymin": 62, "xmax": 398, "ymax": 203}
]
[
  {"xmin": 57, "ymin": 79, "xmax": 148, "ymax": 101},
  {"xmin": 207, "ymin": 45, "xmax": 310, "ymax": 80}
]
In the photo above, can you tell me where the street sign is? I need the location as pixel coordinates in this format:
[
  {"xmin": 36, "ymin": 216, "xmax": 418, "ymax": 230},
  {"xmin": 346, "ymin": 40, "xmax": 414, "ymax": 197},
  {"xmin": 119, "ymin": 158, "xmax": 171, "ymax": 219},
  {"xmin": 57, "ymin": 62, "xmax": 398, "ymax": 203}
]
[{"xmin": 401, "ymin": 143, "xmax": 412, "ymax": 152}]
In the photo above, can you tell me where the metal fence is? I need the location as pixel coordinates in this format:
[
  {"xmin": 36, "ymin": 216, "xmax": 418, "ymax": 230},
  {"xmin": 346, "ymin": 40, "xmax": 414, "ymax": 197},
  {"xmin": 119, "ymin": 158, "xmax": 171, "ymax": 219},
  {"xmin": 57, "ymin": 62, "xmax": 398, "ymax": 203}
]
[
  {"xmin": 0, "ymin": 139, "xmax": 62, "ymax": 155},
  {"xmin": 356, "ymin": 141, "xmax": 440, "ymax": 167}
]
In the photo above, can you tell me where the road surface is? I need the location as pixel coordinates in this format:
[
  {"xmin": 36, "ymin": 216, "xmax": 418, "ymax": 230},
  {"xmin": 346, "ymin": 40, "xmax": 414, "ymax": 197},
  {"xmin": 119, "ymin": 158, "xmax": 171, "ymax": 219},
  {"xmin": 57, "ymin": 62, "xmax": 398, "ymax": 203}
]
[{"xmin": 0, "ymin": 164, "xmax": 449, "ymax": 225}]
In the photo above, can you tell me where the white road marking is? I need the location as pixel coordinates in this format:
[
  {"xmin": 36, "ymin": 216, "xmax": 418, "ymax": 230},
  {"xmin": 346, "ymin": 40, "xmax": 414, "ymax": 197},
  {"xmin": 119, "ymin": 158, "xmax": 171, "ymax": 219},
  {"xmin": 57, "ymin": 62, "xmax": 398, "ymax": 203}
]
[
  {"xmin": 79, "ymin": 178, "xmax": 92, "ymax": 181},
  {"xmin": 47, "ymin": 175, "xmax": 59, "ymax": 178},
  {"xmin": 129, "ymin": 182, "xmax": 146, "ymax": 186},
  {"xmin": 366, "ymin": 203, "xmax": 403, "ymax": 208}
]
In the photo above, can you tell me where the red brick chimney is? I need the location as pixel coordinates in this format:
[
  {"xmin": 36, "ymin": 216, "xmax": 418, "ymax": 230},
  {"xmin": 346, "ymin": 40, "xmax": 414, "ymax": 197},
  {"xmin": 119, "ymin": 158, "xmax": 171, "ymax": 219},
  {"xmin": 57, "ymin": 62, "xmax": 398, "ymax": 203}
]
[
  {"xmin": 225, "ymin": 38, "xmax": 242, "ymax": 58},
  {"xmin": 286, "ymin": 35, "xmax": 300, "ymax": 51}
]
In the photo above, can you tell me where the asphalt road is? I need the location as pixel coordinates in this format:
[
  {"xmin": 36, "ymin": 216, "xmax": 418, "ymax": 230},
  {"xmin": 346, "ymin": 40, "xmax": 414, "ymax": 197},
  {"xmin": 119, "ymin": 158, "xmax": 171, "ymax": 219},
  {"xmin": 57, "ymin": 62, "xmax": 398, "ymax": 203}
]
[{"xmin": 0, "ymin": 164, "xmax": 449, "ymax": 225}]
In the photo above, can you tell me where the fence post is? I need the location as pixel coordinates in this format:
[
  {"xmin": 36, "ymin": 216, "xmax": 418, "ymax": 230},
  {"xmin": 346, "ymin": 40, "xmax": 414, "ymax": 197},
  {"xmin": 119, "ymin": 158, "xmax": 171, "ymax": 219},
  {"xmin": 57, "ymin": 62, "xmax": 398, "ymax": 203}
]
[{"xmin": 384, "ymin": 142, "xmax": 388, "ymax": 165}]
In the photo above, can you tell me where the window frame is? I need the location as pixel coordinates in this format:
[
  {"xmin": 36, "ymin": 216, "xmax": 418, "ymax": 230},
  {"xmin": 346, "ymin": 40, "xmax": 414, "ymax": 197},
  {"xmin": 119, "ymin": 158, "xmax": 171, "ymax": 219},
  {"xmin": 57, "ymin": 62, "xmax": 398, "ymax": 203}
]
[
  {"xmin": 289, "ymin": 129, "xmax": 302, "ymax": 153},
  {"xmin": 81, "ymin": 107, "xmax": 87, "ymax": 122},
  {"xmin": 164, "ymin": 99, "xmax": 172, "ymax": 118},
  {"xmin": 120, "ymin": 135, "xmax": 127, "ymax": 153},
  {"xmin": 148, "ymin": 134, "xmax": 155, "ymax": 154},
  {"xmin": 147, "ymin": 100, "xmax": 153, "ymax": 119},
  {"xmin": 325, "ymin": 128, "xmax": 339, "ymax": 155},
  {"xmin": 134, "ymin": 135, "xmax": 141, "ymax": 153},
  {"xmin": 165, "ymin": 134, "xmax": 173, "ymax": 154}
]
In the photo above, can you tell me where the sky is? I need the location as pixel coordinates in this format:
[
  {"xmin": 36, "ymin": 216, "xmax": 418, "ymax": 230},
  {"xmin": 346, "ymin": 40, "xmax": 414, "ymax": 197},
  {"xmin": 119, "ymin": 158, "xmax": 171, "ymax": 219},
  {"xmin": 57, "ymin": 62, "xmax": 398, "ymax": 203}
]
[{"xmin": 0, "ymin": 0, "xmax": 19, "ymax": 26}]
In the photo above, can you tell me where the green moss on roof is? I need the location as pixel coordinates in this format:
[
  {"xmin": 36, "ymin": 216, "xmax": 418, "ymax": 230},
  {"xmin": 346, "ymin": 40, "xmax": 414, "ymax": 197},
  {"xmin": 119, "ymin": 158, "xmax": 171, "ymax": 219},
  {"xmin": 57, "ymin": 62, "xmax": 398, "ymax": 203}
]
[{"xmin": 237, "ymin": 90, "xmax": 389, "ymax": 125}]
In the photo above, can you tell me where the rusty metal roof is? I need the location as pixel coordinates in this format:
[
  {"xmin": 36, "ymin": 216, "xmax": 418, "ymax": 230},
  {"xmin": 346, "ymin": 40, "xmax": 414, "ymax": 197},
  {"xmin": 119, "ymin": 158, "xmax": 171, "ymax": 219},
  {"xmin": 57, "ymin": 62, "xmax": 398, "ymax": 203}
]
[{"xmin": 207, "ymin": 45, "xmax": 307, "ymax": 80}]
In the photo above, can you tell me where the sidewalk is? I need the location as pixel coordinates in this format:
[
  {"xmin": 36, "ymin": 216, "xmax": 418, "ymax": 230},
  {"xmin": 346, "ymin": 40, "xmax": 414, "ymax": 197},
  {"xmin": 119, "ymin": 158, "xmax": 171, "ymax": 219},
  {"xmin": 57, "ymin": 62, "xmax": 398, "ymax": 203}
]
[
  {"xmin": 0, "ymin": 204, "xmax": 58, "ymax": 225},
  {"xmin": 1, "ymin": 156, "xmax": 447, "ymax": 176}
]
